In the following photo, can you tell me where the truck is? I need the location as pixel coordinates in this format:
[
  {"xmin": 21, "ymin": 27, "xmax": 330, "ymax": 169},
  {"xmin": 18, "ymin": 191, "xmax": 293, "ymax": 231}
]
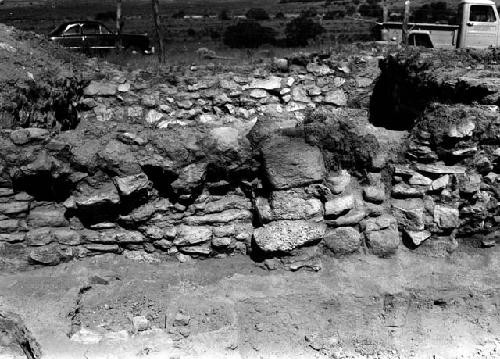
[{"xmin": 377, "ymin": 0, "xmax": 500, "ymax": 49}]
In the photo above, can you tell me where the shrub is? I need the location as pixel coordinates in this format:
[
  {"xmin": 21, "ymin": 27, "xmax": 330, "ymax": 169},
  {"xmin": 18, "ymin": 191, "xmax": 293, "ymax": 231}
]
[
  {"xmin": 246, "ymin": 8, "xmax": 270, "ymax": 21},
  {"xmin": 219, "ymin": 9, "xmax": 231, "ymax": 20},
  {"xmin": 413, "ymin": 2, "xmax": 456, "ymax": 24},
  {"xmin": 275, "ymin": 12, "xmax": 286, "ymax": 20},
  {"xmin": 285, "ymin": 15, "xmax": 325, "ymax": 47},
  {"xmin": 346, "ymin": 4, "xmax": 356, "ymax": 16},
  {"xmin": 223, "ymin": 21, "xmax": 276, "ymax": 48},
  {"xmin": 323, "ymin": 9, "xmax": 346, "ymax": 20},
  {"xmin": 301, "ymin": 7, "xmax": 317, "ymax": 18},
  {"xmin": 172, "ymin": 10, "xmax": 185, "ymax": 19},
  {"xmin": 359, "ymin": 3, "xmax": 383, "ymax": 19}
]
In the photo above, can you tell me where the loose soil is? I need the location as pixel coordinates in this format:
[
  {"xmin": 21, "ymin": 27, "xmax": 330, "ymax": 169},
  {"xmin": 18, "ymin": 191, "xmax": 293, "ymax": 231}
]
[{"xmin": 1, "ymin": 246, "xmax": 500, "ymax": 358}]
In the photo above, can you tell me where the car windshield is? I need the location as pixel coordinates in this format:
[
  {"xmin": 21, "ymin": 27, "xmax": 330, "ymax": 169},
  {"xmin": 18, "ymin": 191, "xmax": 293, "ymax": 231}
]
[{"xmin": 63, "ymin": 23, "xmax": 81, "ymax": 36}]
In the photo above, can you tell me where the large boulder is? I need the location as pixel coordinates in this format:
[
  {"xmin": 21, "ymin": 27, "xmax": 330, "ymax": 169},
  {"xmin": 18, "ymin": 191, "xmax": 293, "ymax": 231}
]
[
  {"xmin": 253, "ymin": 220, "xmax": 326, "ymax": 252},
  {"xmin": 261, "ymin": 137, "xmax": 326, "ymax": 190}
]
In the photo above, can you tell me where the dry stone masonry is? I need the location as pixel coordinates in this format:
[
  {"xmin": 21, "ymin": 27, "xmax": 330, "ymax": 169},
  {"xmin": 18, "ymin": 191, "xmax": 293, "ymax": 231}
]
[{"xmin": 0, "ymin": 24, "xmax": 498, "ymax": 269}]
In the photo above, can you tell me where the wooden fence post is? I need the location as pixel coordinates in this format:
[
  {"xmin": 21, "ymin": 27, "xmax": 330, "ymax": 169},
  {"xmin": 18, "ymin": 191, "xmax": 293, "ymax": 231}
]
[
  {"xmin": 402, "ymin": 0, "xmax": 410, "ymax": 46},
  {"xmin": 116, "ymin": 0, "xmax": 122, "ymax": 52},
  {"xmin": 152, "ymin": 0, "xmax": 165, "ymax": 63},
  {"xmin": 116, "ymin": 0, "xmax": 122, "ymax": 34},
  {"xmin": 382, "ymin": 0, "xmax": 389, "ymax": 22}
]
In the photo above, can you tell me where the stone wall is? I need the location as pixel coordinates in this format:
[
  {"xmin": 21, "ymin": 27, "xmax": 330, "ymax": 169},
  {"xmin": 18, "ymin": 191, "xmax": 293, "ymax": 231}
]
[
  {"xmin": 0, "ymin": 45, "xmax": 389, "ymax": 269},
  {"xmin": 1, "ymin": 37, "xmax": 498, "ymax": 269}
]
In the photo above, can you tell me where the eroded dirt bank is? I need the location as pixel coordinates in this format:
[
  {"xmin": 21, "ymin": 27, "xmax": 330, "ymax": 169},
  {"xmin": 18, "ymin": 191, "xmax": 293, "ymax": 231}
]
[{"xmin": 1, "ymin": 248, "xmax": 500, "ymax": 359}]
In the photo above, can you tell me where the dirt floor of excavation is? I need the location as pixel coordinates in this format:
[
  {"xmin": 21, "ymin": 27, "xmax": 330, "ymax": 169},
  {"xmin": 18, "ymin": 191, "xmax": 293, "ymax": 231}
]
[{"xmin": 1, "ymin": 245, "xmax": 500, "ymax": 359}]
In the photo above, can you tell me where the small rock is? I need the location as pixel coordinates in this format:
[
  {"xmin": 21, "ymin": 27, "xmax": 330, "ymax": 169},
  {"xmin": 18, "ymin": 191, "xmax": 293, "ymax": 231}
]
[
  {"xmin": 448, "ymin": 120, "xmax": 475, "ymax": 138},
  {"xmin": 173, "ymin": 225, "xmax": 212, "ymax": 246},
  {"xmin": 249, "ymin": 76, "xmax": 282, "ymax": 91},
  {"xmin": 306, "ymin": 63, "xmax": 331, "ymax": 76},
  {"xmin": 173, "ymin": 313, "xmax": 190, "ymax": 327},
  {"xmin": 409, "ymin": 173, "xmax": 432, "ymax": 186},
  {"xmin": 263, "ymin": 258, "xmax": 281, "ymax": 270},
  {"xmin": 84, "ymin": 81, "xmax": 117, "ymax": 96},
  {"xmin": 434, "ymin": 205, "xmax": 460, "ymax": 229},
  {"xmin": 249, "ymin": 89, "xmax": 268, "ymax": 99},
  {"xmin": 325, "ymin": 195, "xmax": 354, "ymax": 218},
  {"xmin": 132, "ymin": 316, "xmax": 151, "ymax": 332},
  {"xmin": 324, "ymin": 227, "xmax": 361, "ymax": 255},
  {"xmin": 323, "ymin": 89, "xmax": 347, "ymax": 106},
  {"xmin": 430, "ymin": 175, "xmax": 449, "ymax": 191},
  {"xmin": 326, "ymin": 170, "xmax": 351, "ymax": 194},
  {"xmin": 363, "ymin": 186, "xmax": 385, "ymax": 204},
  {"xmin": 392, "ymin": 183, "xmax": 425, "ymax": 198},
  {"xmin": 405, "ymin": 229, "xmax": 431, "ymax": 246}
]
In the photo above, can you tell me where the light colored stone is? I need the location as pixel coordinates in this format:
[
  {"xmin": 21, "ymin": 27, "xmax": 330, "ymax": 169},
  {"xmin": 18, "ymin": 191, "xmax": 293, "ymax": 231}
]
[
  {"xmin": 145, "ymin": 109, "xmax": 164, "ymax": 124},
  {"xmin": 28, "ymin": 206, "xmax": 68, "ymax": 228},
  {"xmin": 210, "ymin": 127, "xmax": 239, "ymax": 152},
  {"xmin": 132, "ymin": 316, "xmax": 151, "ymax": 332},
  {"xmin": 254, "ymin": 220, "xmax": 326, "ymax": 252},
  {"xmin": 249, "ymin": 76, "xmax": 282, "ymax": 90},
  {"xmin": 114, "ymin": 173, "xmax": 150, "ymax": 196},
  {"xmin": 430, "ymin": 175, "xmax": 449, "ymax": 191},
  {"xmin": 270, "ymin": 190, "xmax": 323, "ymax": 220},
  {"xmin": 409, "ymin": 173, "xmax": 432, "ymax": 186},
  {"xmin": 84, "ymin": 81, "xmax": 117, "ymax": 96},
  {"xmin": 212, "ymin": 237, "xmax": 232, "ymax": 247},
  {"xmin": 183, "ymin": 209, "xmax": 253, "ymax": 225},
  {"xmin": 363, "ymin": 186, "xmax": 385, "ymax": 204},
  {"xmin": 405, "ymin": 229, "xmax": 431, "ymax": 246},
  {"xmin": 326, "ymin": 170, "xmax": 351, "ymax": 194},
  {"xmin": 0, "ymin": 201, "xmax": 30, "ymax": 215},
  {"xmin": 325, "ymin": 195, "xmax": 354, "ymax": 218},
  {"xmin": 323, "ymin": 89, "xmax": 347, "ymax": 106},
  {"xmin": 306, "ymin": 63, "xmax": 331, "ymax": 76},
  {"xmin": 174, "ymin": 225, "xmax": 212, "ymax": 246},
  {"xmin": 249, "ymin": 89, "xmax": 268, "ymax": 99},
  {"xmin": 434, "ymin": 205, "xmax": 460, "ymax": 228},
  {"xmin": 328, "ymin": 209, "xmax": 366, "ymax": 227},
  {"xmin": 392, "ymin": 183, "xmax": 425, "ymax": 198},
  {"xmin": 416, "ymin": 163, "xmax": 466, "ymax": 175},
  {"xmin": 448, "ymin": 120, "xmax": 475, "ymax": 138}
]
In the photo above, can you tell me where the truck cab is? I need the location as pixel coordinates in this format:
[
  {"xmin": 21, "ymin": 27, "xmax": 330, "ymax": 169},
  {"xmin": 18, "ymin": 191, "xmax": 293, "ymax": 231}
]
[{"xmin": 457, "ymin": 0, "xmax": 500, "ymax": 48}]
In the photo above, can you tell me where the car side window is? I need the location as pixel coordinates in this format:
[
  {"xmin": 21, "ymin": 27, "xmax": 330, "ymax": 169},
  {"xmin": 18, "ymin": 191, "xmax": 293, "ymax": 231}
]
[
  {"xmin": 470, "ymin": 5, "xmax": 497, "ymax": 22},
  {"xmin": 100, "ymin": 25, "xmax": 111, "ymax": 35},
  {"xmin": 82, "ymin": 23, "xmax": 100, "ymax": 35},
  {"xmin": 63, "ymin": 24, "xmax": 81, "ymax": 36}
]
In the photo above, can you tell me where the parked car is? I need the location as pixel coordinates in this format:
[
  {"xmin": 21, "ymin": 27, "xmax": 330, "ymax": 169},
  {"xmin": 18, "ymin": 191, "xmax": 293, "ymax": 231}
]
[{"xmin": 48, "ymin": 21, "xmax": 154, "ymax": 54}]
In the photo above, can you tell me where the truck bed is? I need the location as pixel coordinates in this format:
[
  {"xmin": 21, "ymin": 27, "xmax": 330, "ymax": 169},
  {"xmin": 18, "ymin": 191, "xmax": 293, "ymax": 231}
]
[{"xmin": 378, "ymin": 22, "xmax": 460, "ymax": 48}]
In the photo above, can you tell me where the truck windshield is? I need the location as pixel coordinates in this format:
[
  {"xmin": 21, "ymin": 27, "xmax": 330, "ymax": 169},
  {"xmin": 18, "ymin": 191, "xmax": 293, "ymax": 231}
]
[{"xmin": 470, "ymin": 5, "xmax": 496, "ymax": 22}]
